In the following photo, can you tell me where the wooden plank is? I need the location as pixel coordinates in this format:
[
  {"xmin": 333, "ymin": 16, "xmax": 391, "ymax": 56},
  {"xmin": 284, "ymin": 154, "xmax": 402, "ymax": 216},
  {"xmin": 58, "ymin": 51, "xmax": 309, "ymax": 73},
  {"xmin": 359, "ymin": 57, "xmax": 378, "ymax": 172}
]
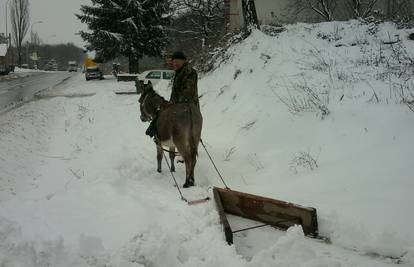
[
  {"xmin": 115, "ymin": 92, "xmax": 137, "ymax": 95},
  {"xmin": 213, "ymin": 188, "xmax": 233, "ymax": 244},
  {"xmin": 214, "ymin": 187, "xmax": 318, "ymax": 236}
]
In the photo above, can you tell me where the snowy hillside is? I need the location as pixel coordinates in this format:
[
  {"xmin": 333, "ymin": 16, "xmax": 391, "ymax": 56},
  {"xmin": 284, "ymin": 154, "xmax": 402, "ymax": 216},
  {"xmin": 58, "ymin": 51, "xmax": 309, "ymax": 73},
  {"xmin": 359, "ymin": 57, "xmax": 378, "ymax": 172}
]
[
  {"xmin": 199, "ymin": 20, "xmax": 414, "ymax": 261},
  {"xmin": 0, "ymin": 20, "xmax": 413, "ymax": 266}
]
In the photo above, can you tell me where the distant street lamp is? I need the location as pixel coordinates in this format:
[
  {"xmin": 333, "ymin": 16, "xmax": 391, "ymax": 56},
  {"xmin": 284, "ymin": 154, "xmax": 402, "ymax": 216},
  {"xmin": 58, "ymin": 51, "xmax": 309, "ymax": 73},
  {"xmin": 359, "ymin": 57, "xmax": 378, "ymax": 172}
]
[{"xmin": 30, "ymin": 20, "xmax": 43, "ymax": 42}]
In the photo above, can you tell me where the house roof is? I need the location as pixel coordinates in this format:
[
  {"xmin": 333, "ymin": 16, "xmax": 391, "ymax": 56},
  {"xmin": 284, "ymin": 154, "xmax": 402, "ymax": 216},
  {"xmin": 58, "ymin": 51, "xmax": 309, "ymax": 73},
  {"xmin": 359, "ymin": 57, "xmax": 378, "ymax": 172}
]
[{"xmin": 0, "ymin": 44, "xmax": 8, "ymax": 57}]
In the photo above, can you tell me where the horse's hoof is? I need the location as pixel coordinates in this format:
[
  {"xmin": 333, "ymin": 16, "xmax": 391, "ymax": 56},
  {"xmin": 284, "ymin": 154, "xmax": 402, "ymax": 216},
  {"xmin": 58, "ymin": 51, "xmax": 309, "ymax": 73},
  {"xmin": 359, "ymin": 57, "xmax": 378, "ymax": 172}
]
[
  {"xmin": 157, "ymin": 169, "xmax": 162, "ymax": 173},
  {"xmin": 183, "ymin": 180, "xmax": 194, "ymax": 188},
  {"xmin": 171, "ymin": 168, "xmax": 175, "ymax": 172}
]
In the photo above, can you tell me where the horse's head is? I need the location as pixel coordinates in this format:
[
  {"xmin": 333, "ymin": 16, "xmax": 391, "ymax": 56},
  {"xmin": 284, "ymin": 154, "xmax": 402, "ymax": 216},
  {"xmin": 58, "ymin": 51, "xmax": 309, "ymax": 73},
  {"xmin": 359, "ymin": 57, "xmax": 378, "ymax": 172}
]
[{"xmin": 138, "ymin": 81, "xmax": 165, "ymax": 122}]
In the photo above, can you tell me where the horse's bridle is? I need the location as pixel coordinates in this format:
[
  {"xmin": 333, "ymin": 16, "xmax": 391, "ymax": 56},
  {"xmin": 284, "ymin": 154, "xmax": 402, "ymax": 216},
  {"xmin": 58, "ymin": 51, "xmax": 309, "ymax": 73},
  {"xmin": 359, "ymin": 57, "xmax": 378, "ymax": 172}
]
[
  {"xmin": 140, "ymin": 90, "xmax": 165, "ymax": 122},
  {"xmin": 139, "ymin": 92, "xmax": 153, "ymax": 122}
]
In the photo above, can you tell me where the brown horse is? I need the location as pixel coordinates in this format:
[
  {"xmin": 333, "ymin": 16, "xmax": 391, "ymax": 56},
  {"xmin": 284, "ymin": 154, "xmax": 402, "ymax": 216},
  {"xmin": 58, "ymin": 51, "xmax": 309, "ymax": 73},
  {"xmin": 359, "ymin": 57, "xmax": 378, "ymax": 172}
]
[{"xmin": 138, "ymin": 82, "xmax": 203, "ymax": 188}]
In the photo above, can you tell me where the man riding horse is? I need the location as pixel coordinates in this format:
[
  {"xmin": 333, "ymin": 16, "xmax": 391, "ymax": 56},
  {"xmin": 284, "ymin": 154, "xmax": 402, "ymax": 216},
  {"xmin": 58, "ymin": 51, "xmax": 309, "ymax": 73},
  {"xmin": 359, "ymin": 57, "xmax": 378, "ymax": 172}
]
[
  {"xmin": 143, "ymin": 51, "xmax": 202, "ymax": 188},
  {"xmin": 169, "ymin": 51, "xmax": 200, "ymax": 108},
  {"xmin": 146, "ymin": 51, "xmax": 200, "ymax": 137}
]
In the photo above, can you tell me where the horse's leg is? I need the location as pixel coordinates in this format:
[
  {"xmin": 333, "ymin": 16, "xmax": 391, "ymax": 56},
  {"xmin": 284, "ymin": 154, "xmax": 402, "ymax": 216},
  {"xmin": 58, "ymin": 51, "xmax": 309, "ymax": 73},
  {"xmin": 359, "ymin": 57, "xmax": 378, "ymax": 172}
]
[
  {"xmin": 192, "ymin": 156, "xmax": 197, "ymax": 179},
  {"xmin": 182, "ymin": 154, "xmax": 193, "ymax": 188},
  {"xmin": 186, "ymin": 137, "xmax": 200, "ymax": 187},
  {"xmin": 181, "ymin": 152, "xmax": 195, "ymax": 188},
  {"xmin": 189, "ymin": 142, "xmax": 200, "ymax": 185},
  {"xmin": 174, "ymin": 140, "xmax": 194, "ymax": 188},
  {"xmin": 156, "ymin": 144, "xmax": 162, "ymax": 173},
  {"xmin": 188, "ymin": 154, "xmax": 196, "ymax": 186},
  {"xmin": 169, "ymin": 147, "xmax": 175, "ymax": 172}
]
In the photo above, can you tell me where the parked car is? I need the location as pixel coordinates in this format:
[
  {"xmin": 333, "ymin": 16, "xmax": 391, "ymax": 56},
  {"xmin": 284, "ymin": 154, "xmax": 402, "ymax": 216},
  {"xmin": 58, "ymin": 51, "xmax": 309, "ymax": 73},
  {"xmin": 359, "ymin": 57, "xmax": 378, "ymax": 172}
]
[
  {"xmin": 85, "ymin": 67, "xmax": 103, "ymax": 81},
  {"xmin": 137, "ymin": 69, "xmax": 174, "ymax": 86}
]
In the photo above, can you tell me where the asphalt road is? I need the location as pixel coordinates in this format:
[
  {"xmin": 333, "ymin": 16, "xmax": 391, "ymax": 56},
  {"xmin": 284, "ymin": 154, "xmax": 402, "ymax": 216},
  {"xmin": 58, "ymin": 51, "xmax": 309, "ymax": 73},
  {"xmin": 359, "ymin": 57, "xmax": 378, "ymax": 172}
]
[{"xmin": 0, "ymin": 72, "xmax": 75, "ymax": 112}]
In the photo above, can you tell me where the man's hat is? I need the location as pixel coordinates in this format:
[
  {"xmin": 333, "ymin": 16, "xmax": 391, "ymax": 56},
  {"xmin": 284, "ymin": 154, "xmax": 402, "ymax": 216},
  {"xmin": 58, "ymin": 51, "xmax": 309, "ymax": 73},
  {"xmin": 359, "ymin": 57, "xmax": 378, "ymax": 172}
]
[{"xmin": 171, "ymin": 51, "xmax": 186, "ymax": 60}]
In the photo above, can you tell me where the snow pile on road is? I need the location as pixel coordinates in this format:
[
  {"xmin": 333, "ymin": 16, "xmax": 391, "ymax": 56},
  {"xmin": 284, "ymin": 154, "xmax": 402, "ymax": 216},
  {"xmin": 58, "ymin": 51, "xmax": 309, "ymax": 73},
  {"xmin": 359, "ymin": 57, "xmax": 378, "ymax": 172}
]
[
  {"xmin": 0, "ymin": 20, "xmax": 413, "ymax": 266},
  {"xmin": 14, "ymin": 67, "xmax": 49, "ymax": 73}
]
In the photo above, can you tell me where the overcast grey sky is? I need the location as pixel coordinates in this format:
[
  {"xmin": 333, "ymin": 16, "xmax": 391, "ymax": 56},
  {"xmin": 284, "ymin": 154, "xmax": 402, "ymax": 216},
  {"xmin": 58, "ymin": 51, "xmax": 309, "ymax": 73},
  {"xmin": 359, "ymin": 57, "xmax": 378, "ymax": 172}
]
[{"xmin": 1, "ymin": 0, "xmax": 91, "ymax": 47}]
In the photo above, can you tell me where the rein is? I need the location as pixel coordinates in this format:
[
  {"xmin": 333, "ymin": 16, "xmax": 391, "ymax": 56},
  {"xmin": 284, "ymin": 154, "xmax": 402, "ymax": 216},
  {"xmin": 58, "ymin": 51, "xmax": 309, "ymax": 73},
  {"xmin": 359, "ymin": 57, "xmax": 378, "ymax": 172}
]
[
  {"xmin": 140, "ymin": 90, "xmax": 165, "ymax": 120},
  {"xmin": 140, "ymin": 92, "xmax": 152, "ymax": 121},
  {"xmin": 153, "ymin": 137, "xmax": 181, "ymax": 155}
]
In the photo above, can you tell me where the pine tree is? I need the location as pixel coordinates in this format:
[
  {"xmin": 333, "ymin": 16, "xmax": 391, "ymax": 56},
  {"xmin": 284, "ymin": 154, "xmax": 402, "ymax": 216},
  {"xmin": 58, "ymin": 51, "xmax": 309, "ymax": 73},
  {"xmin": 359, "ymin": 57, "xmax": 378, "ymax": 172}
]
[{"xmin": 76, "ymin": 0, "xmax": 170, "ymax": 73}]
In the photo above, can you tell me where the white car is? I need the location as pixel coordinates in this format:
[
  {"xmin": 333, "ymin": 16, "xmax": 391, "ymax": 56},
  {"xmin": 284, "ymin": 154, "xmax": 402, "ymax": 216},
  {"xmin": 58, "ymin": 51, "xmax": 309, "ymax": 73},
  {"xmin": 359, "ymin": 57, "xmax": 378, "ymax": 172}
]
[{"xmin": 138, "ymin": 69, "xmax": 174, "ymax": 85}]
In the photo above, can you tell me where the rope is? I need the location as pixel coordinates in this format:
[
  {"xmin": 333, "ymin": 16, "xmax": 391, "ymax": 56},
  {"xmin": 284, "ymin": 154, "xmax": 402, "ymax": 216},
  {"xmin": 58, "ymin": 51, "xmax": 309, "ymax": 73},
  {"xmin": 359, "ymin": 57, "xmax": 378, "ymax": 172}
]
[
  {"xmin": 160, "ymin": 146, "xmax": 180, "ymax": 155},
  {"xmin": 231, "ymin": 218, "xmax": 300, "ymax": 234},
  {"xmin": 162, "ymin": 149, "xmax": 188, "ymax": 203},
  {"xmin": 232, "ymin": 224, "xmax": 268, "ymax": 234},
  {"xmin": 200, "ymin": 139, "xmax": 230, "ymax": 190}
]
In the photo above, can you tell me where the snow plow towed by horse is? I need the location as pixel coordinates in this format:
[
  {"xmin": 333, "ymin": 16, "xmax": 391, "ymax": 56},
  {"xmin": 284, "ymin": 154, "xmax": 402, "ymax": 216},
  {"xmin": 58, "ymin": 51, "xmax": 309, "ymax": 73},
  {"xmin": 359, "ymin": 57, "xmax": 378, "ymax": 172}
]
[{"xmin": 137, "ymin": 80, "xmax": 320, "ymax": 242}]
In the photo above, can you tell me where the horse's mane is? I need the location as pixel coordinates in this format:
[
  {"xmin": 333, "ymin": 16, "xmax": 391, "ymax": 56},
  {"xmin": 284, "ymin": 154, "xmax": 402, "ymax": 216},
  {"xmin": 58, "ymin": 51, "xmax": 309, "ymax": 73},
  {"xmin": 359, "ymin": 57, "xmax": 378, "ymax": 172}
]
[{"xmin": 143, "ymin": 83, "xmax": 167, "ymax": 105}]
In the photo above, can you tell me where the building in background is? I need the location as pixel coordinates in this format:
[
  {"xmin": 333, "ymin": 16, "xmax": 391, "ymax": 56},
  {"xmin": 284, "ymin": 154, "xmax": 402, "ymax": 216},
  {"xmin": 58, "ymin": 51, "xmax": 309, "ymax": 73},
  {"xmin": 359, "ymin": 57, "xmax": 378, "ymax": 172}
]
[
  {"xmin": 0, "ymin": 43, "xmax": 11, "ymax": 75},
  {"xmin": 227, "ymin": 0, "xmax": 414, "ymax": 31},
  {"xmin": 0, "ymin": 44, "xmax": 8, "ymax": 62}
]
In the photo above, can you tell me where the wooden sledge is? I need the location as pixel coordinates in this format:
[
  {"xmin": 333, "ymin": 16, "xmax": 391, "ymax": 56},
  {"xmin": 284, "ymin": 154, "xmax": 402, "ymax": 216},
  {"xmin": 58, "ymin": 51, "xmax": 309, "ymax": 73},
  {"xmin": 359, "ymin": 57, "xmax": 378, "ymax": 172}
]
[
  {"xmin": 117, "ymin": 74, "xmax": 139, "ymax": 82},
  {"xmin": 213, "ymin": 187, "xmax": 319, "ymax": 244}
]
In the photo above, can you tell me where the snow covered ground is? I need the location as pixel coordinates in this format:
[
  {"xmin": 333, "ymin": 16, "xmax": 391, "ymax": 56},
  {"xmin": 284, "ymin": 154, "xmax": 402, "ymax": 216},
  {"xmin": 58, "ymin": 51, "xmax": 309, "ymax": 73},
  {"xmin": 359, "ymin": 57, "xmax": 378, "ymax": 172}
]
[{"xmin": 0, "ymin": 20, "xmax": 413, "ymax": 266}]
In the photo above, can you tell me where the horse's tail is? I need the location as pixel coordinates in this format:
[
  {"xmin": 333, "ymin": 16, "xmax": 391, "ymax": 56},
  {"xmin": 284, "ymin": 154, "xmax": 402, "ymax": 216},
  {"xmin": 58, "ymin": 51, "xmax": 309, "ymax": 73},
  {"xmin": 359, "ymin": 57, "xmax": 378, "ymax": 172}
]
[{"xmin": 188, "ymin": 104, "xmax": 201, "ymax": 157}]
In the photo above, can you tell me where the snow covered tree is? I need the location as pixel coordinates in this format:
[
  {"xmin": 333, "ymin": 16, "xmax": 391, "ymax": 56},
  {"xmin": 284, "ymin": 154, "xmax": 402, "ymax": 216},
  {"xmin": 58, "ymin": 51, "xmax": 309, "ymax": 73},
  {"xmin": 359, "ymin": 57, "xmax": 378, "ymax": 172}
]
[
  {"xmin": 168, "ymin": 0, "xmax": 227, "ymax": 65},
  {"xmin": 121, "ymin": 0, "xmax": 170, "ymax": 72},
  {"xmin": 76, "ymin": 0, "xmax": 170, "ymax": 73},
  {"xmin": 241, "ymin": 0, "xmax": 260, "ymax": 34}
]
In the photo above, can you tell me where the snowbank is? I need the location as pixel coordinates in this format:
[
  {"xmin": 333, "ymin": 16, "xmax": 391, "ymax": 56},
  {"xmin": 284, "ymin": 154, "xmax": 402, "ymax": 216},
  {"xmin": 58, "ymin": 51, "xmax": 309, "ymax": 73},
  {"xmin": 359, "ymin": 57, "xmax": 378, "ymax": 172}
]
[{"xmin": 199, "ymin": 19, "xmax": 414, "ymax": 262}]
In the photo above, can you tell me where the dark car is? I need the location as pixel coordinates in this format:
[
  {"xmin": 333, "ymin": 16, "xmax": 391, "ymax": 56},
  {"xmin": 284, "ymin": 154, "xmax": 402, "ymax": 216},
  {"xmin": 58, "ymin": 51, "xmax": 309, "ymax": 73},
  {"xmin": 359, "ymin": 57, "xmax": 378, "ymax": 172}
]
[
  {"xmin": 85, "ymin": 67, "xmax": 103, "ymax": 81},
  {"xmin": 0, "ymin": 64, "xmax": 10, "ymax": 75}
]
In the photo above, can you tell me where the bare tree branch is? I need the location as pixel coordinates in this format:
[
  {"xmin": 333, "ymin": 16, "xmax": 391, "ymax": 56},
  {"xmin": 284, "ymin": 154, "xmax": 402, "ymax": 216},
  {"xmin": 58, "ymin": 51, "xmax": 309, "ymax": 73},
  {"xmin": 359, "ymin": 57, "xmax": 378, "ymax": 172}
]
[
  {"xmin": 345, "ymin": 0, "xmax": 378, "ymax": 18},
  {"xmin": 287, "ymin": 0, "xmax": 337, "ymax": 21}
]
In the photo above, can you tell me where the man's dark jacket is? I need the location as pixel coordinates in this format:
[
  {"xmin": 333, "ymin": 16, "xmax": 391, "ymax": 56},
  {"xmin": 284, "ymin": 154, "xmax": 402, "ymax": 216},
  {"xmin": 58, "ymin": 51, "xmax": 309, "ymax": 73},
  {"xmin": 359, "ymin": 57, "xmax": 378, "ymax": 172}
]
[{"xmin": 170, "ymin": 63, "xmax": 199, "ymax": 106}]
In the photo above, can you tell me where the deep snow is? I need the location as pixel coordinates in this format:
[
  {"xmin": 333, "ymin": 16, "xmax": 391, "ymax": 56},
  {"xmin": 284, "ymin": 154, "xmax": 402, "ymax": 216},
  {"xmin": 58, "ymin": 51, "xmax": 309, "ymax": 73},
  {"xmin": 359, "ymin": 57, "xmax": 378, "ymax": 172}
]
[{"xmin": 1, "ymin": 20, "xmax": 414, "ymax": 266}]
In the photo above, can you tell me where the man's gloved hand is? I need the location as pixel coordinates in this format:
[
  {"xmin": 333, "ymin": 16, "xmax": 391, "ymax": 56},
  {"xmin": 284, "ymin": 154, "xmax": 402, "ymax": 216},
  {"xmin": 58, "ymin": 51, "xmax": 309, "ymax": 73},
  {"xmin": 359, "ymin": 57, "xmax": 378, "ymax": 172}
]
[{"xmin": 146, "ymin": 120, "xmax": 156, "ymax": 137}]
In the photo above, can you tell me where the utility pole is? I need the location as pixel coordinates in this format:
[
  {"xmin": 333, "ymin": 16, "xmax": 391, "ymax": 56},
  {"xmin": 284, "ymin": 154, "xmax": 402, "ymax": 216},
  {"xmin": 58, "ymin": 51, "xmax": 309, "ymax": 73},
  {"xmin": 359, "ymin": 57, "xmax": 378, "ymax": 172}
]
[{"xmin": 5, "ymin": 0, "xmax": 11, "ymax": 38}]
